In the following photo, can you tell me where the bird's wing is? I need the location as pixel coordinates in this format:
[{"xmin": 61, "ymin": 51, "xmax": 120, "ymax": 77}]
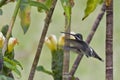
[
  {"xmin": 65, "ymin": 39, "xmax": 89, "ymax": 51},
  {"xmin": 64, "ymin": 46, "xmax": 81, "ymax": 54}
]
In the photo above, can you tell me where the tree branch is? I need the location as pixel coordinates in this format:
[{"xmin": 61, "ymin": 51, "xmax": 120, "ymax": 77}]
[
  {"xmin": 28, "ymin": 0, "xmax": 57, "ymax": 80},
  {"xmin": 105, "ymin": 0, "xmax": 113, "ymax": 80}
]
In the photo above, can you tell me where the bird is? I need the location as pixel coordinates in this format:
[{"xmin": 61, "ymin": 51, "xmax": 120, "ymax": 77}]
[{"xmin": 61, "ymin": 32, "xmax": 104, "ymax": 62}]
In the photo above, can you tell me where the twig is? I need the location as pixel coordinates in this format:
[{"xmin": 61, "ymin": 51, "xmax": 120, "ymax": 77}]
[
  {"xmin": 69, "ymin": 3, "xmax": 106, "ymax": 77},
  {"xmin": 105, "ymin": 0, "xmax": 113, "ymax": 80},
  {"xmin": 28, "ymin": 0, "xmax": 57, "ymax": 80}
]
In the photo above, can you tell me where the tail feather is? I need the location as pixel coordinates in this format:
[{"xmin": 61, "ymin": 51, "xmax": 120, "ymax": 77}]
[{"xmin": 92, "ymin": 50, "xmax": 104, "ymax": 62}]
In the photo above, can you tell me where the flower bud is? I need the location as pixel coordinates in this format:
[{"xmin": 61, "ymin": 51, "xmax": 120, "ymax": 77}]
[
  {"xmin": 45, "ymin": 35, "xmax": 57, "ymax": 51},
  {"xmin": 0, "ymin": 32, "xmax": 5, "ymax": 48},
  {"xmin": 8, "ymin": 37, "xmax": 18, "ymax": 53},
  {"xmin": 58, "ymin": 34, "xmax": 65, "ymax": 46}
]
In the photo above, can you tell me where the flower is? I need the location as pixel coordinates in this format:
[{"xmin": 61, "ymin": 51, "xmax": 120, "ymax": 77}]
[
  {"xmin": 45, "ymin": 35, "xmax": 57, "ymax": 51},
  {"xmin": 45, "ymin": 32, "xmax": 76, "ymax": 51},
  {"xmin": 0, "ymin": 32, "xmax": 5, "ymax": 48},
  {"xmin": 8, "ymin": 37, "xmax": 18, "ymax": 53}
]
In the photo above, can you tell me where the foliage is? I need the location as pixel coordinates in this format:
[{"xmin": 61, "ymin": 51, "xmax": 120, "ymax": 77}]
[
  {"xmin": 82, "ymin": 0, "xmax": 104, "ymax": 20},
  {"xmin": 0, "ymin": 75, "xmax": 14, "ymax": 80}
]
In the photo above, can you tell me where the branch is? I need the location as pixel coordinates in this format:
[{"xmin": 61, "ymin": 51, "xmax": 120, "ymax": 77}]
[
  {"xmin": 105, "ymin": 0, "xmax": 113, "ymax": 80},
  {"xmin": 28, "ymin": 0, "xmax": 57, "ymax": 80},
  {"xmin": 69, "ymin": 3, "xmax": 106, "ymax": 77}
]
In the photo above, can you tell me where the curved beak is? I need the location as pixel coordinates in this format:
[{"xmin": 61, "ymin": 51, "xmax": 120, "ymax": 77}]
[{"xmin": 61, "ymin": 32, "xmax": 75, "ymax": 36}]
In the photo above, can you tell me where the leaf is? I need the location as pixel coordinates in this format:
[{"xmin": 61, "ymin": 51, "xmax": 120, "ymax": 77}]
[
  {"xmin": 36, "ymin": 65, "xmax": 53, "ymax": 76},
  {"xmin": 99, "ymin": 0, "xmax": 104, "ymax": 4},
  {"xmin": 82, "ymin": 0, "xmax": 102, "ymax": 20},
  {"xmin": 1, "ymin": 25, "xmax": 9, "ymax": 36},
  {"xmin": 0, "ymin": 9, "xmax": 2, "ymax": 15},
  {"xmin": 60, "ymin": 0, "xmax": 71, "ymax": 20},
  {"xmin": 0, "ymin": 75, "xmax": 14, "ymax": 80},
  {"xmin": 37, "ymin": 0, "xmax": 52, "ymax": 12},
  {"xmin": 1, "ymin": 25, "xmax": 12, "ymax": 37},
  {"xmin": 13, "ymin": 59, "xmax": 23, "ymax": 70},
  {"xmin": 19, "ymin": 0, "xmax": 31, "ymax": 34},
  {"xmin": 3, "ymin": 57, "xmax": 22, "ymax": 77},
  {"xmin": 29, "ymin": 1, "xmax": 49, "ymax": 11}
]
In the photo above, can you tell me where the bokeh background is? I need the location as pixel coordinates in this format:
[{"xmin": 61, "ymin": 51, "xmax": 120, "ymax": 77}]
[{"xmin": 0, "ymin": 0, "xmax": 120, "ymax": 80}]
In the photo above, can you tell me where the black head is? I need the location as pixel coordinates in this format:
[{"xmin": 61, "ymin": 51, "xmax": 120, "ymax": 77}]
[{"xmin": 74, "ymin": 33, "xmax": 83, "ymax": 40}]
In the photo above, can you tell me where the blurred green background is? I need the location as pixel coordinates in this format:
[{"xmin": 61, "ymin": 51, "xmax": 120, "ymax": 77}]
[{"xmin": 0, "ymin": 0, "xmax": 120, "ymax": 80}]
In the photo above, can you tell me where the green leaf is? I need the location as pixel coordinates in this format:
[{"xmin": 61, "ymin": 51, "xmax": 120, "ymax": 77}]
[
  {"xmin": 37, "ymin": 0, "xmax": 52, "ymax": 12},
  {"xmin": 0, "ymin": 75, "xmax": 14, "ymax": 80},
  {"xmin": 29, "ymin": 1, "xmax": 49, "ymax": 11},
  {"xmin": 45, "ymin": 0, "xmax": 52, "ymax": 8},
  {"xmin": 1, "ymin": 25, "xmax": 12, "ymax": 37},
  {"xmin": 99, "ymin": 0, "xmax": 104, "ymax": 4},
  {"xmin": 82, "ymin": 0, "xmax": 102, "ymax": 20},
  {"xmin": 36, "ymin": 65, "xmax": 53, "ymax": 76},
  {"xmin": 19, "ymin": 0, "xmax": 31, "ymax": 34},
  {"xmin": 3, "ymin": 57, "xmax": 22, "ymax": 77},
  {"xmin": 0, "ymin": 8, "xmax": 2, "ymax": 15},
  {"xmin": 60, "ymin": 0, "xmax": 71, "ymax": 21},
  {"xmin": 13, "ymin": 59, "xmax": 23, "ymax": 70}
]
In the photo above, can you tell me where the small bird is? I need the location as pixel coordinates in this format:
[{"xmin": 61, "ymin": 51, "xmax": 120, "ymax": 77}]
[{"xmin": 61, "ymin": 32, "xmax": 103, "ymax": 62}]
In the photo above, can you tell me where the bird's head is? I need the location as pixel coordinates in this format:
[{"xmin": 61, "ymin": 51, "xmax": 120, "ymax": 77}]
[{"xmin": 61, "ymin": 32, "xmax": 83, "ymax": 40}]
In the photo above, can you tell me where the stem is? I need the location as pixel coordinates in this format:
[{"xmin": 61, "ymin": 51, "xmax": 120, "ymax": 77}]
[
  {"xmin": 69, "ymin": 3, "xmax": 106, "ymax": 77},
  {"xmin": 105, "ymin": 0, "xmax": 113, "ymax": 80},
  {"xmin": 28, "ymin": 0, "xmax": 57, "ymax": 80},
  {"xmin": 63, "ymin": 17, "xmax": 71, "ymax": 80},
  {"xmin": 2, "ymin": 0, "xmax": 21, "ymax": 55},
  {"xmin": 62, "ymin": 2, "xmax": 72, "ymax": 80}
]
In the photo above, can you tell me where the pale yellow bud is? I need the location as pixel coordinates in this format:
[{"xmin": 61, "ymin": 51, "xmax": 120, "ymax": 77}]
[
  {"xmin": 0, "ymin": 32, "xmax": 5, "ymax": 48},
  {"xmin": 45, "ymin": 35, "xmax": 57, "ymax": 51},
  {"xmin": 8, "ymin": 37, "xmax": 18, "ymax": 53},
  {"xmin": 58, "ymin": 34, "xmax": 65, "ymax": 46}
]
